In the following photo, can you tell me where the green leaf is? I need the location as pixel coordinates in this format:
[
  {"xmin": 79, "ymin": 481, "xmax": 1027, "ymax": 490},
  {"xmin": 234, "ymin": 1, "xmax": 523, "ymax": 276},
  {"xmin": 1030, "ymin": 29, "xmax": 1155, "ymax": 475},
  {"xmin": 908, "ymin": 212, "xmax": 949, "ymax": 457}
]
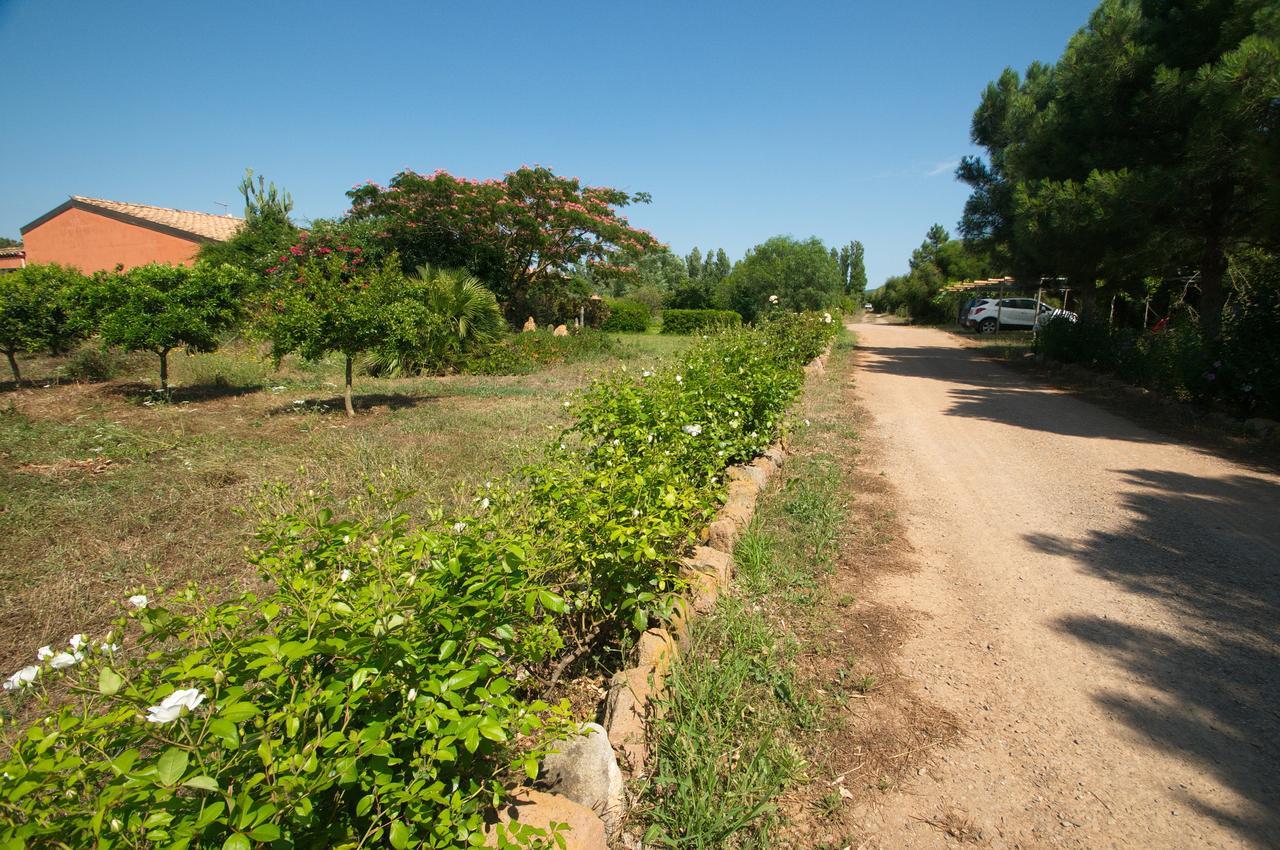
[
  {"xmin": 219, "ymin": 702, "xmax": 260, "ymax": 723},
  {"xmin": 222, "ymin": 834, "xmax": 250, "ymax": 850},
  {"xmin": 182, "ymin": 775, "xmax": 219, "ymax": 792},
  {"xmin": 389, "ymin": 820, "xmax": 410, "ymax": 849},
  {"xmin": 537, "ymin": 590, "xmax": 566, "ymax": 614},
  {"xmin": 438, "ymin": 639, "xmax": 458, "ymax": 661},
  {"xmin": 155, "ymin": 747, "xmax": 189, "ymax": 786},
  {"xmin": 98, "ymin": 667, "xmax": 125, "ymax": 696},
  {"xmin": 248, "ymin": 823, "xmax": 281, "ymax": 842}
]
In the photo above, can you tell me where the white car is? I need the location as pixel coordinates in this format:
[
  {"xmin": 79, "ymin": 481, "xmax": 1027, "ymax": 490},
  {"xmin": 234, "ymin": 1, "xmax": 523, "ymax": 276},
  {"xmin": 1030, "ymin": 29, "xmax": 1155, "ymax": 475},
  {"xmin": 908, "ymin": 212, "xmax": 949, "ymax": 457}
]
[{"xmin": 967, "ymin": 298, "xmax": 1075, "ymax": 333}]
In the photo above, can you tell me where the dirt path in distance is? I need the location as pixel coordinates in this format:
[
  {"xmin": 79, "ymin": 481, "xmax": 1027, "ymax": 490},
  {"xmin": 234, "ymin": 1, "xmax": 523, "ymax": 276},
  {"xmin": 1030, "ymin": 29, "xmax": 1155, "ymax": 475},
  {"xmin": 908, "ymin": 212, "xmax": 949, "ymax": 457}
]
[{"xmin": 848, "ymin": 322, "xmax": 1280, "ymax": 850}]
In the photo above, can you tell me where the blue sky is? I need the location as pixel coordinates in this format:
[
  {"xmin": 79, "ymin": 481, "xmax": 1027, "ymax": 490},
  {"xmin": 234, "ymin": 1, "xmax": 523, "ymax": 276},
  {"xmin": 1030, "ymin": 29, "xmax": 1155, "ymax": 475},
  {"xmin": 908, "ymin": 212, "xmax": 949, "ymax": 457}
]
[{"xmin": 0, "ymin": 0, "xmax": 1097, "ymax": 287}]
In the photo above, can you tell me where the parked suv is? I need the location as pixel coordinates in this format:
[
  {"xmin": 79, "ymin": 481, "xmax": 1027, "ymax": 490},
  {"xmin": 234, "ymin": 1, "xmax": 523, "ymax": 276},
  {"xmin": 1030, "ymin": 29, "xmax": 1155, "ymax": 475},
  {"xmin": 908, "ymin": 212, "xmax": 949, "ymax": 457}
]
[{"xmin": 967, "ymin": 297, "xmax": 1073, "ymax": 333}]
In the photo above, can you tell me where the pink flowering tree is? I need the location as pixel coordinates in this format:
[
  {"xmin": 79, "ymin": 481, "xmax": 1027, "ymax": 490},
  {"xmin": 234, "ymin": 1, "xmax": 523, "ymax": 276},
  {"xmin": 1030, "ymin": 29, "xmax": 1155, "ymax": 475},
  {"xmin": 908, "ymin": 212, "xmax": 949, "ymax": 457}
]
[
  {"xmin": 346, "ymin": 166, "xmax": 658, "ymax": 323},
  {"xmin": 257, "ymin": 222, "xmax": 400, "ymax": 417}
]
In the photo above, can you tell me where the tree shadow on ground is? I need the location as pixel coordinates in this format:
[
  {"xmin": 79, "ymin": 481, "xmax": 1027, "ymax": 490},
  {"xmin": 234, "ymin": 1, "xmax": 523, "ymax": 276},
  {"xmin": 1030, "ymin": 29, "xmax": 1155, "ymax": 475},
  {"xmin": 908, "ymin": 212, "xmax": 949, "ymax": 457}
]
[
  {"xmin": 1027, "ymin": 469, "xmax": 1280, "ymax": 846},
  {"xmin": 105, "ymin": 381, "xmax": 265, "ymax": 404},
  {"xmin": 266, "ymin": 393, "xmax": 434, "ymax": 416},
  {"xmin": 859, "ymin": 342, "xmax": 1169, "ymax": 444}
]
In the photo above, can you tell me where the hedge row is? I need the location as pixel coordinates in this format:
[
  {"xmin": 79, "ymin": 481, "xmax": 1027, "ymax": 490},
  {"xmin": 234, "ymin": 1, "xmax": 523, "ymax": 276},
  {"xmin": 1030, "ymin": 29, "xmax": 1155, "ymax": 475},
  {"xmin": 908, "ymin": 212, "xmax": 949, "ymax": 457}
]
[
  {"xmin": 598, "ymin": 299, "xmax": 650, "ymax": 333},
  {"xmin": 661, "ymin": 309, "xmax": 742, "ymax": 335},
  {"xmin": 0, "ymin": 314, "xmax": 838, "ymax": 849}
]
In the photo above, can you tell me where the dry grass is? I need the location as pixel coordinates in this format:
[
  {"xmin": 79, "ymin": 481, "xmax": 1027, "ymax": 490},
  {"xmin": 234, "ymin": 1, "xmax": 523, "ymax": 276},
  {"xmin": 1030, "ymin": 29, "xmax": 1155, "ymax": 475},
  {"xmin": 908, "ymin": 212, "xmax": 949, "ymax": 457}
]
[{"xmin": 0, "ymin": 334, "xmax": 690, "ymax": 673}]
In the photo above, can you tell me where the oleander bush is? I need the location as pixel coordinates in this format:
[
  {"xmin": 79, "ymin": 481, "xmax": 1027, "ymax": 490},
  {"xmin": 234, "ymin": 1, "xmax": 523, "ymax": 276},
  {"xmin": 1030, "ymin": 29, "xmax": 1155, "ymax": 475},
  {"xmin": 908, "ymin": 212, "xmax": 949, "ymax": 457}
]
[
  {"xmin": 0, "ymin": 313, "xmax": 837, "ymax": 849},
  {"xmin": 659, "ymin": 309, "xmax": 741, "ymax": 335},
  {"xmin": 599, "ymin": 299, "xmax": 650, "ymax": 333}
]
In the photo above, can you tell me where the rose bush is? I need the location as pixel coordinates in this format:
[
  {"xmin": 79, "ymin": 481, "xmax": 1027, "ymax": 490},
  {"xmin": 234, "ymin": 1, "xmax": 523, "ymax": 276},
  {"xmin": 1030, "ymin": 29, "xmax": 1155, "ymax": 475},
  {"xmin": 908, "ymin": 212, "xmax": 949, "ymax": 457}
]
[{"xmin": 0, "ymin": 314, "xmax": 837, "ymax": 848}]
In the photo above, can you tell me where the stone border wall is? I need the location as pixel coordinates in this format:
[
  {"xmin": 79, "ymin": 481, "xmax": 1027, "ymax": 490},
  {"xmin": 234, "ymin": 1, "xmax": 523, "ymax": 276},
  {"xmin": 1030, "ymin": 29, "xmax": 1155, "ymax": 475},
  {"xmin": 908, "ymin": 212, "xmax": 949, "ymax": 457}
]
[{"xmin": 494, "ymin": 343, "xmax": 834, "ymax": 848}]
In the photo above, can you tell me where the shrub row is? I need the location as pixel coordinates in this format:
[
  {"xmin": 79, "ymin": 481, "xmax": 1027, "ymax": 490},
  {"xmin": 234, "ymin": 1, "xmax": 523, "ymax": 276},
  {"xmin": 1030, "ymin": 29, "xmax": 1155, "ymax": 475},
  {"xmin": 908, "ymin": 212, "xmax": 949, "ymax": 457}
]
[
  {"xmin": 660, "ymin": 309, "xmax": 742, "ymax": 335},
  {"xmin": 598, "ymin": 299, "xmax": 650, "ymax": 333},
  {"xmin": 0, "ymin": 314, "xmax": 838, "ymax": 849},
  {"xmin": 1039, "ymin": 305, "xmax": 1279, "ymax": 417}
]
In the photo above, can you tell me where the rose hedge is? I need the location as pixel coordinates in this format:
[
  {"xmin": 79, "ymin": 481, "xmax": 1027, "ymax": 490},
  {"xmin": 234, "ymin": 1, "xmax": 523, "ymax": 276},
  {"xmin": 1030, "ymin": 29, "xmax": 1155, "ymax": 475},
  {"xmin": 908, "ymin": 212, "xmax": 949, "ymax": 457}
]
[{"xmin": 0, "ymin": 314, "xmax": 837, "ymax": 849}]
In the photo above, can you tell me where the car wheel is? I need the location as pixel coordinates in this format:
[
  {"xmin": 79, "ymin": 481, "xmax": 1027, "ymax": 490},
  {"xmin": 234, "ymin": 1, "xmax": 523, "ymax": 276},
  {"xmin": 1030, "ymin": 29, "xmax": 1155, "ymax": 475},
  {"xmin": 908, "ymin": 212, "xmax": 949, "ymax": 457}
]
[{"xmin": 979, "ymin": 318, "xmax": 998, "ymax": 334}]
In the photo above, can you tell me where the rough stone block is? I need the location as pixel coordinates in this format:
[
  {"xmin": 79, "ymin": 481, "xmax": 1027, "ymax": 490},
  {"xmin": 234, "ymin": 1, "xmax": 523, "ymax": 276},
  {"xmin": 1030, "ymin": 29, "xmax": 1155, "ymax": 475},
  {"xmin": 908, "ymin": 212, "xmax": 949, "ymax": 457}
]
[
  {"xmin": 603, "ymin": 666, "xmax": 659, "ymax": 776},
  {"xmin": 727, "ymin": 463, "xmax": 767, "ymax": 489},
  {"xmin": 763, "ymin": 445, "xmax": 787, "ymax": 468},
  {"xmin": 708, "ymin": 517, "xmax": 739, "ymax": 553},
  {"xmin": 682, "ymin": 545, "xmax": 733, "ymax": 588},
  {"xmin": 664, "ymin": 596, "xmax": 692, "ymax": 647},
  {"xmin": 749, "ymin": 456, "xmax": 775, "ymax": 484},
  {"xmin": 636, "ymin": 628, "xmax": 677, "ymax": 683},
  {"xmin": 489, "ymin": 788, "xmax": 607, "ymax": 849}
]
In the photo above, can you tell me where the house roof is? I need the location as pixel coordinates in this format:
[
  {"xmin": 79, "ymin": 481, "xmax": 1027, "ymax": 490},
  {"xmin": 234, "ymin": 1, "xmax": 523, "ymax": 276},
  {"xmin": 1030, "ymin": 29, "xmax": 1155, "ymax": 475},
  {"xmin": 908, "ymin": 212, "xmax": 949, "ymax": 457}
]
[
  {"xmin": 21, "ymin": 196, "xmax": 243, "ymax": 243},
  {"xmin": 0, "ymin": 246, "xmax": 23, "ymax": 258}
]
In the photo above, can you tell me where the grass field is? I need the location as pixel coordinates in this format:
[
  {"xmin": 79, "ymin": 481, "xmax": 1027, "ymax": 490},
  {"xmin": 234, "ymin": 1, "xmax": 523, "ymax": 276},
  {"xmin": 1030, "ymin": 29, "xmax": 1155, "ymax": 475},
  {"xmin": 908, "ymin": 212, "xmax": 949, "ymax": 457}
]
[{"xmin": 0, "ymin": 332, "xmax": 692, "ymax": 673}]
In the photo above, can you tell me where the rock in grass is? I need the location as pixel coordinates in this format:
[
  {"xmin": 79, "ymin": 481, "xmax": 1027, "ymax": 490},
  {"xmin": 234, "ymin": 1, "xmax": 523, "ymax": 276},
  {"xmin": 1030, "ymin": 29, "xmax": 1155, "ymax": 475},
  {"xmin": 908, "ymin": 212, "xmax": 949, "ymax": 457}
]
[
  {"xmin": 553, "ymin": 324, "xmax": 570, "ymax": 337},
  {"xmin": 538, "ymin": 723, "xmax": 626, "ymax": 837},
  {"xmin": 522, "ymin": 316, "xmax": 537, "ymax": 332}
]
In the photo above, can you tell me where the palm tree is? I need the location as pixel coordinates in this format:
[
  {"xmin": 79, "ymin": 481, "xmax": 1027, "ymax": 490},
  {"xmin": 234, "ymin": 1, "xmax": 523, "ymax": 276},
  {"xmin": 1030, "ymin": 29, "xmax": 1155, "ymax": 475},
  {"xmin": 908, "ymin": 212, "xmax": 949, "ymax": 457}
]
[{"xmin": 367, "ymin": 266, "xmax": 505, "ymax": 376}]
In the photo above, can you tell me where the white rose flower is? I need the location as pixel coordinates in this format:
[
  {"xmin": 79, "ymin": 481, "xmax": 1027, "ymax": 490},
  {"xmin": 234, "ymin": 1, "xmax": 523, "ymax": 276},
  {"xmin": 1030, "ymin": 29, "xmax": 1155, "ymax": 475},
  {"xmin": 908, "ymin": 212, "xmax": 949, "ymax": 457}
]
[
  {"xmin": 479, "ymin": 497, "xmax": 490, "ymax": 510},
  {"xmin": 452, "ymin": 522, "xmax": 467, "ymax": 534},
  {"xmin": 128, "ymin": 595, "xmax": 148, "ymax": 609},
  {"xmin": 682, "ymin": 424, "xmax": 703, "ymax": 437},
  {"xmin": 339, "ymin": 569, "xmax": 353, "ymax": 582},
  {"xmin": 642, "ymin": 370, "xmax": 652, "ymax": 378},
  {"xmin": 36, "ymin": 645, "xmax": 53, "ymax": 661},
  {"xmin": 99, "ymin": 642, "xmax": 121, "ymax": 654},
  {"xmin": 69, "ymin": 634, "xmax": 87, "ymax": 652},
  {"xmin": 145, "ymin": 688, "xmax": 205, "ymax": 724},
  {"xmin": 4, "ymin": 666, "xmax": 39, "ymax": 690},
  {"xmin": 768, "ymin": 295, "xmax": 779, "ymax": 303},
  {"xmin": 49, "ymin": 652, "xmax": 82, "ymax": 670},
  {"xmin": 407, "ymin": 688, "xmax": 417, "ymax": 702},
  {"xmin": 675, "ymin": 374, "xmax": 682, "ymax": 384}
]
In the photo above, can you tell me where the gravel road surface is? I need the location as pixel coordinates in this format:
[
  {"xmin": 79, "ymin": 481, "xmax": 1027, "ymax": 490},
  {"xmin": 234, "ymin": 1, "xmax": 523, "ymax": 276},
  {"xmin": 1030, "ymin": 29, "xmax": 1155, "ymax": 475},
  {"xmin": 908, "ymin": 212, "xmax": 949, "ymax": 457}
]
[{"xmin": 852, "ymin": 322, "xmax": 1280, "ymax": 850}]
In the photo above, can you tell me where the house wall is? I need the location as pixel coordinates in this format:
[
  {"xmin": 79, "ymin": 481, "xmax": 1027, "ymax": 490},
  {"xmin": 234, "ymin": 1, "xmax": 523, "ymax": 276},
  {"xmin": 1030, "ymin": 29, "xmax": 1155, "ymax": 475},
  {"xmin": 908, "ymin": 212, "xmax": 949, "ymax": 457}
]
[
  {"xmin": 23, "ymin": 207, "xmax": 203, "ymax": 273},
  {"xmin": 0, "ymin": 255, "xmax": 23, "ymax": 272}
]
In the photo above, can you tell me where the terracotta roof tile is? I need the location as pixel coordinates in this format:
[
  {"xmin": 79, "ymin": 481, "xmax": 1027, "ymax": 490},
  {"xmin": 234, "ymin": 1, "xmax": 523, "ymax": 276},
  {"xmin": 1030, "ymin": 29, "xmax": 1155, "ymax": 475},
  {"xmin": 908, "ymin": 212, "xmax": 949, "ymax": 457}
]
[
  {"xmin": 0, "ymin": 246, "xmax": 23, "ymax": 258},
  {"xmin": 72, "ymin": 196, "xmax": 243, "ymax": 242}
]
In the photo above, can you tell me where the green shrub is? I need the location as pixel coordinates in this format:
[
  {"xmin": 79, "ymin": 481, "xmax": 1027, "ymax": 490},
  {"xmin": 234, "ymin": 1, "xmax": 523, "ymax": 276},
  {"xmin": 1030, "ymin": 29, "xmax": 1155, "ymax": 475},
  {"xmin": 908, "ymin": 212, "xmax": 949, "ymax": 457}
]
[
  {"xmin": 600, "ymin": 299, "xmax": 650, "ymax": 333},
  {"xmin": 660, "ymin": 309, "xmax": 742, "ymax": 335},
  {"xmin": 0, "ymin": 313, "xmax": 839, "ymax": 848},
  {"xmin": 57, "ymin": 344, "xmax": 137, "ymax": 383},
  {"xmin": 462, "ymin": 329, "xmax": 617, "ymax": 375}
]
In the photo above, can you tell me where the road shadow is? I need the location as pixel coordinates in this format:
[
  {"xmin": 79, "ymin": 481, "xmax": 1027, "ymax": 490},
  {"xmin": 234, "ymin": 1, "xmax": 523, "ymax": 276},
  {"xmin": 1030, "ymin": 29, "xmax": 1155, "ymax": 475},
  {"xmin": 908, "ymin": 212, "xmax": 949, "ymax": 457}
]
[
  {"xmin": 1028, "ymin": 469, "xmax": 1280, "ymax": 846},
  {"xmin": 859, "ymin": 341, "xmax": 1169, "ymax": 445}
]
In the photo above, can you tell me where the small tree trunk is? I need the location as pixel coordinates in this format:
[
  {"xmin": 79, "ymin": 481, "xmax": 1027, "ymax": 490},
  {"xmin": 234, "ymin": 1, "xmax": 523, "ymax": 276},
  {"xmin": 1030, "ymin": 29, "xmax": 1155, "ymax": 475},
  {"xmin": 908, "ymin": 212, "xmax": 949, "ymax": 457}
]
[
  {"xmin": 1199, "ymin": 181, "xmax": 1233, "ymax": 343},
  {"xmin": 5, "ymin": 350, "xmax": 19, "ymax": 382},
  {"xmin": 1199, "ymin": 240, "xmax": 1227, "ymax": 343},
  {"xmin": 159, "ymin": 349, "xmax": 170, "ymax": 397},
  {"xmin": 344, "ymin": 354, "xmax": 355, "ymax": 418}
]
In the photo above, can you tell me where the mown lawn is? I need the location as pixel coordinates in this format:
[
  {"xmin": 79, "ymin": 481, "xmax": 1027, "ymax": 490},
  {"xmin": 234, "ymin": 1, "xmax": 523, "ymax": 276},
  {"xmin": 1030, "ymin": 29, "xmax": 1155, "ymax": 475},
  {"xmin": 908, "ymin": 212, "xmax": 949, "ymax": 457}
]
[{"xmin": 0, "ymin": 332, "xmax": 692, "ymax": 672}]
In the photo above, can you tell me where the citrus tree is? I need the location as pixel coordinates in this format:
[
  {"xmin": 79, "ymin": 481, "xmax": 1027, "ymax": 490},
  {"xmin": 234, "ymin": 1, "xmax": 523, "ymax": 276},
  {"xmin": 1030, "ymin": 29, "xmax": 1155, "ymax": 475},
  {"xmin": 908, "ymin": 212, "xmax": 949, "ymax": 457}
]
[
  {"xmin": 0, "ymin": 263, "xmax": 87, "ymax": 381},
  {"xmin": 93, "ymin": 262, "xmax": 247, "ymax": 395}
]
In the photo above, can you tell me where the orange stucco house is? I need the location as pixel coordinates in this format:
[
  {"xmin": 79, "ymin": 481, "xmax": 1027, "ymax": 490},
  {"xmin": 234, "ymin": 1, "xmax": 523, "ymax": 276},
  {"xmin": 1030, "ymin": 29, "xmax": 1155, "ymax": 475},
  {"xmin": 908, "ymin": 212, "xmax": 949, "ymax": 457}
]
[
  {"xmin": 0, "ymin": 246, "xmax": 24, "ymax": 273},
  {"xmin": 19, "ymin": 196, "xmax": 243, "ymax": 273}
]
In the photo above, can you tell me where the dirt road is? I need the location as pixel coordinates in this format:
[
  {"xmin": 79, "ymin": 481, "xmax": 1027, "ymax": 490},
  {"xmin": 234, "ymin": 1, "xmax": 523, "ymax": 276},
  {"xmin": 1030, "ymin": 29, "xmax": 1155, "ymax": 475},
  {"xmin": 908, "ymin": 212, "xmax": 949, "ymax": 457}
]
[{"xmin": 850, "ymin": 323, "xmax": 1280, "ymax": 850}]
